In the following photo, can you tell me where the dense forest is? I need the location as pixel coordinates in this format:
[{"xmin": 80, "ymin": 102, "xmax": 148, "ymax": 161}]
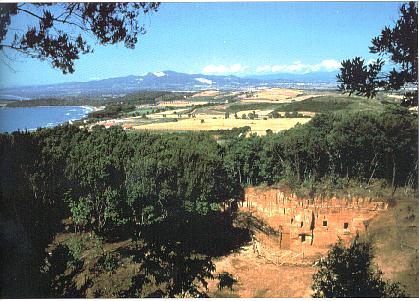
[
  {"xmin": 225, "ymin": 105, "xmax": 417, "ymax": 189},
  {"xmin": 0, "ymin": 104, "xmax": 417, "ymax": 297}
]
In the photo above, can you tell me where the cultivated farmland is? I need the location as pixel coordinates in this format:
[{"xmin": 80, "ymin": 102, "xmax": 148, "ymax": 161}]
[
  {"xmin": 132, "ymin": 116, "xmax": 310, "ymax": 135},
  {"xmin": 90, "ymin": 89, "xmax": 394, "ymax": 136}
]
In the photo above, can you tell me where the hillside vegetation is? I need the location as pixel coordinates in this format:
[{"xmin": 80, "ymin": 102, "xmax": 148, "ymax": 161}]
[
  {"xmin": 0, "ymin": 104, "xmax": 417, "ymax": 297},
  {"xmin": 5, "ymin": 91, "xmax": 193, "ymax": 107}
]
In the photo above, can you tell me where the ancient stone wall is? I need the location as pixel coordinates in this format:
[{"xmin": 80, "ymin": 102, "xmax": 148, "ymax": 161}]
[{"xmin": 241, "ymin": 187, "xmax": 388, "ymax": 256}]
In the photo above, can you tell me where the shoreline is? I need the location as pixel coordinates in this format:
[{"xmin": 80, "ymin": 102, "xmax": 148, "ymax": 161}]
[
  {"xmin": 2, "ymin": 104, "xmax": 102, "ymax": 111},
  {"xmin": 0, "ymin": 105, "xmax": 101, "ymax": 133},
  {"xmin": 81, "ymin": 105, "xmax": 103, "ymax": 112}
]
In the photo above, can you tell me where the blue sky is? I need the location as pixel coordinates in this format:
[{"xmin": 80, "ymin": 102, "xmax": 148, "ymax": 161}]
[{"xmin": 0, "ymin": 2, "xmax": 403, "ymax": 88}]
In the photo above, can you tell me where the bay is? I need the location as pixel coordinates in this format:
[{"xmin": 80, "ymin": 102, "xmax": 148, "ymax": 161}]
[{"xmin": 0, "ymin": 106, "xmax": 93, "ymax": 133}]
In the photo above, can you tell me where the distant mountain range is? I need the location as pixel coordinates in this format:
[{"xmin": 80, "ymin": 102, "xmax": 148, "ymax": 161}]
[
  {"xmin": 0, "ymin": 70, "xmax": 338, "ymax": 100},
  {"xmin": 245, "ymin": 71, "xmax": 338, "ymax": 82}
]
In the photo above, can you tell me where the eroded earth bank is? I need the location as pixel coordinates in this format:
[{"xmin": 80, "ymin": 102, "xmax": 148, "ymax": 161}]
[{"xmin": 207, "ymin": 186, "xmax": 418, "ymax": 297}]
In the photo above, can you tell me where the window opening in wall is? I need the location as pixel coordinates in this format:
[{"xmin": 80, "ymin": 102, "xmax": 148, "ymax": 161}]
[
  {"xmin": 300, "ymin": 233, "xmax": 306, "ymax": 242},
  {"xmin": 300, "ymin": 221, "xmax": 304, "ymax": 227},
  {"xmin": 323, "ymin": 220, "xmax": 328, "ymax": 227},
  {"xmin": 343, "ymin": 222, "xmax": 349, "ymax": 230}
]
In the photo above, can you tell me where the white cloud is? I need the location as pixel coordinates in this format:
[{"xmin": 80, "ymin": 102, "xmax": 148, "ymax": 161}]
[
  {"xmin": 203, "ymin": 64, "xmax": 247, "ymax": 74},
  {"xmin": 256, "ymin": 59, "xmax": 341, "ymax": 74},
  {"xmin": 195, "ymin": 78, "xmax": 213, "ymax": 85},
  {"xmin": 256, "ymin": 65, "xmax": 272, "ymax": 73},
  {"xmin": 317, "ymin": 59, "xmax": 341, "ymax": 71},
  {"xmin": 153, "ymin": 71, "xmax": 166, "ymax": 77}
]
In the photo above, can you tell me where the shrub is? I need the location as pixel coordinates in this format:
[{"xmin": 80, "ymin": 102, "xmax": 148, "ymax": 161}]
[
  {"xmin": 98, "ymin": 252, "xmax": 119, "ymax": 272},
  {"xmin": 217, "ymin": 272, "xmax": 237, "ymax": 291},
  {"xmin": 66, "ymin": 238, "xmax": 84, "ymax": 268},
  {"xmin": 272, "ymin": 111, "xmax": 280, "ymax": 118},
  {"xmin": 312, "ymin": 236, "xmax": 408, "ymax": 297}
]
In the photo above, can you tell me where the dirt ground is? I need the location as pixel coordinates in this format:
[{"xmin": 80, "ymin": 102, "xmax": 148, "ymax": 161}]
[{"xmin": 207, "ymin": 241, "xmax": 316, "ymax": 298}]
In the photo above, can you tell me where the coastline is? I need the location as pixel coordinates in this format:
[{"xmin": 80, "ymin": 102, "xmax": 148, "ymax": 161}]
[
  {"xmin": 84, "ymin": 105, "xmax": 104, "ymax": 113},
  {"xmin": 0, "ymin": 105, "xmax": 99, "ymax": 133},
  {"xmin": 81, "ymin": 105, "xmax": 102, "ymax": 112}
]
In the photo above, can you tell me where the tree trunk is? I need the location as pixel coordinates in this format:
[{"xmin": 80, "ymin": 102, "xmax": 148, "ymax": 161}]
[
  {"xmin": 295, "ymin": 153, "xmax": 301, "ymax": 182},
  {"xmin": 367, "ymin": 153, "xmax": 378, "ymax": 186},
  {"xmin": 391, "ymin": 154, "xmax": 397, "ymax": 188}
]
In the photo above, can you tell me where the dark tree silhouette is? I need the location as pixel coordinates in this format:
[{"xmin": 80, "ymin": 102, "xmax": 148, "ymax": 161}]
[
  {"xmin": 337, "ymin": 2, "xmax": 418, "ymax": 106},
  {"xmin": 312, "ymin": 236, "xmax": 408, "ymax": 298},
  {"xmin": 0, "ymin": 3, "xmax": 160, "ymax": 73}
]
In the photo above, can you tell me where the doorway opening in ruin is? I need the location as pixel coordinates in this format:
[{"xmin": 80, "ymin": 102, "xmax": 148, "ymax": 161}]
[
  {"xmin": 300, "ymin": 221, "xmax": 304, "ymax": 227},
  {"xmin": 343, "ymin": 222, "xmax": 349, "ymax": 230},
  {"xmin": 299, "ymin": 233, "xmax": 306, "ymax": 242},
  {"xmin": 323, "ymin": 220, "xmax": 328, "ymax": 227}
]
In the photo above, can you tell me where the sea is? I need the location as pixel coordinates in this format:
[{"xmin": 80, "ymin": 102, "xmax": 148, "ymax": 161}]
[{"xmin": 0, "ymin": 106, "xmax": 93, "ymax": 133}]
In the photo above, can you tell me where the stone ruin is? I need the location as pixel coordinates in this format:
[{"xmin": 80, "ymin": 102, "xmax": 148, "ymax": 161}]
[{"xmin": 240, "ymin": 187, "xmax": 388, "ymax": 258}]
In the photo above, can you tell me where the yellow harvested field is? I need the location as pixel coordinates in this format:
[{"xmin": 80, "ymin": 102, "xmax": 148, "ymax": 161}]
[
  {"xmin": 241, "ymin": 88, "xmax": 303, "ymax": 102},
  {"xmin": 158, "ymin": 101, "xmax": 208, "ymax": 107},
  {"xmin": 193, "ymin": 113, "xmax": 224, "ymax": 118},
  {"xmin": 132, "ymin": 117, "xmax": 310, "ymax": 135},
  {"xmin": 241, "ymin": 93, "xmax": 319, "ymax": 104},
  {"xmin": 149, "ymin": 113, "xmax": 225, "ymax": 119},
  {"xmin": 192, "ymin": 90, "xmax": 219, "ymax": 97}
]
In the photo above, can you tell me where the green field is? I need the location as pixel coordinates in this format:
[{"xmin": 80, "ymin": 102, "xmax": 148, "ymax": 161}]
[{"xmin": 225, "ymin": 95, "xmax": 388, "ymax": 114}]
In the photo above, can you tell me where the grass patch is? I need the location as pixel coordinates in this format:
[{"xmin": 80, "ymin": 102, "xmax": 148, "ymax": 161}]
[
  {"xmin": 210, "ymin": 290, "xmax": 240, "ymax": 298},
  {"xmin": 364, "ymin": 193, "xmax": 419, "ymax": 297},
  {"xmin": 225, "ymin": 95, "xmax": 386, "ymax": 115},
  {"xmin": 254, "ymin": 289, "xmax": 269, "ymax": 297},
  {"xmin": 275, "ymin": 96, "xmax": 354, "ymax": 112}
]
